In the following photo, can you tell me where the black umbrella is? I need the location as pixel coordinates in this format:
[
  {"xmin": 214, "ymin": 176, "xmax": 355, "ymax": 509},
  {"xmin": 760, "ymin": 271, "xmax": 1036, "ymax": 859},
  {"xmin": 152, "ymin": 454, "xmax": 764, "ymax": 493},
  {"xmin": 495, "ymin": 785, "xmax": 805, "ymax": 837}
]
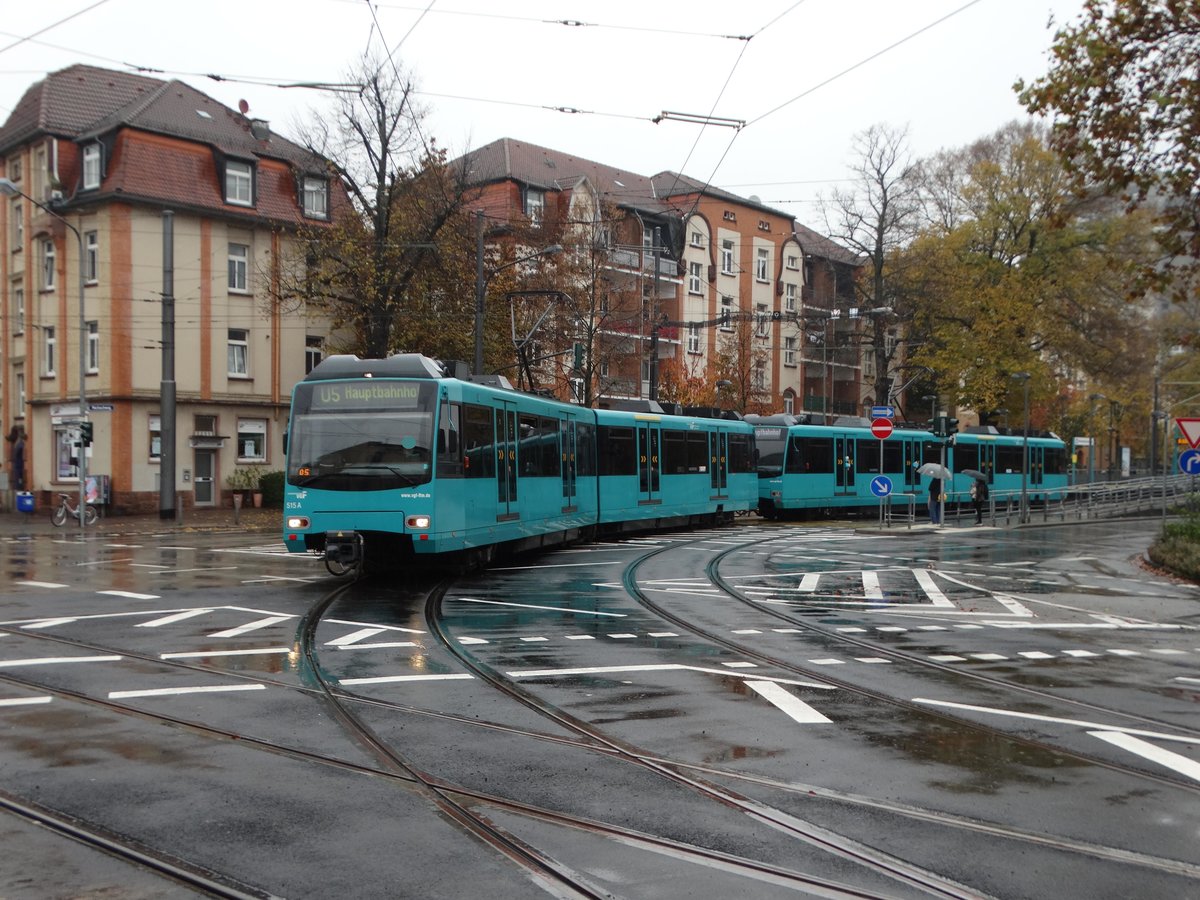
[{"xmin": 961, "ymin": 468, "xmax": 988, "ymax": 482}]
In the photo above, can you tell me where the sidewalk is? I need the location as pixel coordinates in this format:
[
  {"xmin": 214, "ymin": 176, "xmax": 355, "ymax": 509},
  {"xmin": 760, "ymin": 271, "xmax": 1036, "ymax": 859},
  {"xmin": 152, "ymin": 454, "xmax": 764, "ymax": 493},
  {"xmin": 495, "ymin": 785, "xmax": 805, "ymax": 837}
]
[{"xmin": 0, "ymin": 504, "xmax": 279, "ymax": 538}]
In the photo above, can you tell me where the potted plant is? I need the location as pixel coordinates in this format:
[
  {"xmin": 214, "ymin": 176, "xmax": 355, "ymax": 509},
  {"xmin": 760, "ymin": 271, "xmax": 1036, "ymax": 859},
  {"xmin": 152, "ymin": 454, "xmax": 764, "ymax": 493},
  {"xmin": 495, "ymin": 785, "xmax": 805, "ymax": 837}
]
[{"xmin": 225, "ymin": 467, "xmax": 259, "ymax": 506}]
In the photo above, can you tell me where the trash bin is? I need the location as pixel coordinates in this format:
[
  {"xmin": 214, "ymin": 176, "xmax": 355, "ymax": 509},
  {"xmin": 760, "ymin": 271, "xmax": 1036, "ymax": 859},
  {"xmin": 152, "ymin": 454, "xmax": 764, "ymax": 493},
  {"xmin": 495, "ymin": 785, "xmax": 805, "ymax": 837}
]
[{"xmin": 16, "ymin": 492, "xmax": 34, "ymax": 513}]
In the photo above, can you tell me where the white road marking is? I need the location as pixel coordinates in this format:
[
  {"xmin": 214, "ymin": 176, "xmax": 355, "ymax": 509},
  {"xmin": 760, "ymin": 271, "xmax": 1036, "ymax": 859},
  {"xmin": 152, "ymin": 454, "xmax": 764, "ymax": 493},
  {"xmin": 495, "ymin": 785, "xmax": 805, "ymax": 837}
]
[
  {"xmin": 325, "ymin": 627, "xmax": 388, "ymax": 647},
  {"xmin": 746, "ymin": 680, "xmax": 831, "ymax": 724},
  {"xmin": 109, "ymin": 684, "xmax": 267, "ymax": 699},
  {"xmin": 452, "ymin": 597, "xmax": 626, "ymax": 617},
  {"xmin": 914, "ymin": 698, "xmax": 1200, "ymax": 745},
  {"xmin": 326, "ymin": 618, "xmax": 424, "ymax": 635},
  {"xmin": 721, "ymin": 661, "xmax": 758, "ymax": 668},
  {"xmin": 807, "ymin": 658, "xmax": 845, "ymax": 666},
  {"xmin": 137, "ymin": 610, "xmax": 214, "ymax": 627},
  {"xmin": 458, "ymin": 637, "xmax": 488, "ymax": 645},
  {"xmin": 970, "ymin": 653, "xmax": 1007, "ymax": 661},
  {"xmin": 1018, "ymin": 651, "xmax": 1055, "ymax": 659},
  {"xmin": 161, "ymin": 648, "xmax": 291, "ymax": 659},
  {"xmin": 861, "ymin": 571, "xmax": 884, "ymax": 601},
  {"xmin": 648, "ymin": 632, "xmax": 678, "ymax": 638},
  {"xmin": 564, "ymin": 635, "xmax": 594, "ymax": 641},
  {"xmin": 0, "ymin": 656, "xmax": 122, "ymax": 668},
  {"xmin": 607, "ymin": 633, "xmax": 638, "ymax": 639},
  {"xmin": 0, "ymin": 696, "xmax": 52, "ymax": 707},
  {"xmin": 208, "ymin": 616, "xmax": 292, "ymax": 638},
  {"xmin": 856, "ymin": 657, "xmax": 891, "ymax": 664},
  {"xmin": 1175, "ymin": 677, "xmax": 1200, "ymax": 685},
  {"xmin": 336, "ymin": 641, "xmax": 417, "ymax": 650},
  {"xmin": 520, "ymin": 636, "xmax": 549, "ymax": 643},
  {"xmin": 98, "ymin": 591, "xmax": 160, "ymax": 600},
  {"xmin": 1089, "ymin": 731, "xmax": 1200, "ymax": 784},
  {"xmin": 506, "ymin": 663, "xmax": 834, "ymax": 689},
  {"xmin": 491, "ymin": 561, "xmax": 623, "ymax": 570},
  {"xmin": 912, "ymin": 569, "xmax": 955, "ymax": 607},
  {"xmin": 340, "ymin": 673, "xmax": 474, "ymax": 685},
  {"xmin": 20, "ymin": 618, "xmax": 77, "ymax": 629},
  {"xmin": 1061, "ymin": 649, "xmax": 1101, "ymax": 657},
  {"xmin": 18, "ymin": 582, "xmax": 68, "ymax": 589},
  {"xmin": 929, "ymin": 655, "xmax": 967, "ymax": 662}
]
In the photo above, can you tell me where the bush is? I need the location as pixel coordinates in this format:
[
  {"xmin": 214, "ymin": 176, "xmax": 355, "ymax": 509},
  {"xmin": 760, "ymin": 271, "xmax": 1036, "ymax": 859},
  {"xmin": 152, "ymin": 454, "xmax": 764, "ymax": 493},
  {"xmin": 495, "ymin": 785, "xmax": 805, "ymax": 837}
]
[
  {"xmin": 259, "ymin": 470, "xmax": 285, "ymax": 507},
  {"xmin": 226, "ymin": 466, "xmax": 260, "ymax": 491},
  {"xmin": 1148, "ymin": 505, "xmax": 1200, "ymax": 583}
]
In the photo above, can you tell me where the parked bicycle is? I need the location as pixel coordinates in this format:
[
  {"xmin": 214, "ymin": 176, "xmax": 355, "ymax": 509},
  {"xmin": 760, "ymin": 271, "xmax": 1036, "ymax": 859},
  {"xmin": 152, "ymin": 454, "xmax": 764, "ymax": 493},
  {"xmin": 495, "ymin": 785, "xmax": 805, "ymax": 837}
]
[{"xmin": 50, "ymin": 492, "xmax": 98, "ymax": 526}]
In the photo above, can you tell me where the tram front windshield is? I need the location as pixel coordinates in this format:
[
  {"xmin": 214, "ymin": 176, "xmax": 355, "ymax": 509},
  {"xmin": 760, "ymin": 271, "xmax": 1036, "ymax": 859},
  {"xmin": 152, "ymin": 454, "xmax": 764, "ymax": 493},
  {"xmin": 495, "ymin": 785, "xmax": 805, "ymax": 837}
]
[
  {"xmin": 287, "ymin": 380, "xmax": 436, "ymax": 491},
  {"xmin": 754, "ymin": 427, "xmax": 787, "ymax": 477}
]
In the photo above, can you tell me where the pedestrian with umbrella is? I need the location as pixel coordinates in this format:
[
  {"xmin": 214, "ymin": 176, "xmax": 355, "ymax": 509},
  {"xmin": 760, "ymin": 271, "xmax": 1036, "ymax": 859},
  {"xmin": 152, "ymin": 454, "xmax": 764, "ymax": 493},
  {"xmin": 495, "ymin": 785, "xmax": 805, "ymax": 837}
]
[
  {"xmin": 963, "ymin": 469, "xmax": 989, "ymax": 524},
  {"xmin": 917, "ymin": 462, "xmax": 951, "ymax": 525}
]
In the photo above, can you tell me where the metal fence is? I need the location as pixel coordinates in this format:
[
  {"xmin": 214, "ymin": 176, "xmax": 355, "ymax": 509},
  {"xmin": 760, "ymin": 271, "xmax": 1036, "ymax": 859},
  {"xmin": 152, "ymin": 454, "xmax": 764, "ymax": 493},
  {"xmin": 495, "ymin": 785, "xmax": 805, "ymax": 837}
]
[{"xmin": 883, "ymin": 474, "xmax": 1198, "ymax": 528}]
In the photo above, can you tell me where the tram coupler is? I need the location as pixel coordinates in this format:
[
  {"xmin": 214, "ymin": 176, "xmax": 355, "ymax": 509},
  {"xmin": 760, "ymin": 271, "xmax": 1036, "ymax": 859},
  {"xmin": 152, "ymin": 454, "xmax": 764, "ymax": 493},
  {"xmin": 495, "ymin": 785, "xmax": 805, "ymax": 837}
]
[{"xmin": 324, "ymin": 530, "xmax": 363, "ymax": 569}]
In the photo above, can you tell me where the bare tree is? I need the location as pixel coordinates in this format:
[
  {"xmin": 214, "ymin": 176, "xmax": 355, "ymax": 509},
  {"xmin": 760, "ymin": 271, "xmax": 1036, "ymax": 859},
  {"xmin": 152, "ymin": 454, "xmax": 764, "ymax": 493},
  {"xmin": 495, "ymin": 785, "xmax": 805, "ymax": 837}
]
[
  {"xmin": 822, "ymin": 124, "xmax": 923, "ymax": 407},
  {"xmin": 272, "ymin": 54, "xmax": 480, "ymax": 359}
]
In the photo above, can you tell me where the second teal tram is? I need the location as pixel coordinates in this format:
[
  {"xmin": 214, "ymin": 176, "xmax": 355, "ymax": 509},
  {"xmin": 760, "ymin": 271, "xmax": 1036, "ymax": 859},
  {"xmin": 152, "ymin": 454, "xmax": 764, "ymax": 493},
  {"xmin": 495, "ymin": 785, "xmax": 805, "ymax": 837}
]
[
  {"xmin": 282, "ymin": 354, "xmax": 757, "ymax": 572},
  {"xmin": 750, "ymin": 415, "xmax": 1068, "ymax": 518}
]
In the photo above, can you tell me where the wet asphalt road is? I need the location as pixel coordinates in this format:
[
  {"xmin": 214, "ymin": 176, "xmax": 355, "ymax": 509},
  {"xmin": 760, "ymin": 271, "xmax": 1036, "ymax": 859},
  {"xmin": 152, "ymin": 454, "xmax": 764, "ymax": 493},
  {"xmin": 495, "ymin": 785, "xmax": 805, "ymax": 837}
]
[{"xmin": 0, "ymin": 516, "xmax": 1197, "ymax": 898}]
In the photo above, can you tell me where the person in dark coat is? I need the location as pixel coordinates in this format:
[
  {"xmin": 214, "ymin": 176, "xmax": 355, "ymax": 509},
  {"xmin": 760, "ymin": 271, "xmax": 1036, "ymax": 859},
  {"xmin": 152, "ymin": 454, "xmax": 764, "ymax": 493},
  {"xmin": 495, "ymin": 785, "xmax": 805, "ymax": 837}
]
[
  {"xmin": 970, "ymin": 478, "xmax": 989, "ymax": 524},
  {"xmin": 927, "ymin": 476, "xmax": 942, "ymax": 524},
  {"xmin": 7, "ymin": 426, "xmax": 24, "ymax": 492}
]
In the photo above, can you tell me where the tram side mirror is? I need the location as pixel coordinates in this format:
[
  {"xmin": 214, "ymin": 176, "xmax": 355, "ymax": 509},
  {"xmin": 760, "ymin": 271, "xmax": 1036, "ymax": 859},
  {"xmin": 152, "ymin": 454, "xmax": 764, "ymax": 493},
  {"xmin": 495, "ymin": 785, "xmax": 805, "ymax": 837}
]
[{"xmin": 438, "ymin": 428, "xmax": 458, "ymax": 455}]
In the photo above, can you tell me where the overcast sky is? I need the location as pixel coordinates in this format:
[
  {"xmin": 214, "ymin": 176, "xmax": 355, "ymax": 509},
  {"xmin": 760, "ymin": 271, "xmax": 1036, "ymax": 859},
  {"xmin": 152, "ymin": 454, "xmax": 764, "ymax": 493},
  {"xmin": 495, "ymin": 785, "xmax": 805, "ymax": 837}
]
[{"xmin": 1, "ymin": 0, "xmax": 1085, "ymax": 229}]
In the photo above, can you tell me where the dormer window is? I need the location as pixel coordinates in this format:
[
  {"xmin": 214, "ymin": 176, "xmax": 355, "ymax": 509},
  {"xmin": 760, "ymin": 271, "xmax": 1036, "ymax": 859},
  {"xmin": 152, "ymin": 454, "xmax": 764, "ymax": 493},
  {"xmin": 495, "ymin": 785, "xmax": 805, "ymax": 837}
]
[
  {"xmin": 225, "ymin": 160, "xmax": 254, "ymax": 206},
  {"xmin": 81, "ymin": 144, "xmax": 101, "ymax": 190},
  {"xmin": 302, "ymin": 176, "xmax": 328, "ymax": 219},
  {"xmin": 525, "ymin": 188, "xmax": 544, "ymax": 227}
]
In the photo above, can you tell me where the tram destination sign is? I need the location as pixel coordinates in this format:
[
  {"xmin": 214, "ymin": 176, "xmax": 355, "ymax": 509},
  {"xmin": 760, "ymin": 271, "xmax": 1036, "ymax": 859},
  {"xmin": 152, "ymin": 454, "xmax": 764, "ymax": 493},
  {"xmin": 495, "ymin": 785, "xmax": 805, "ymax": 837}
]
[{"xmin": 305, "ymin": 381, "xmax": 426, "ymax": 411}]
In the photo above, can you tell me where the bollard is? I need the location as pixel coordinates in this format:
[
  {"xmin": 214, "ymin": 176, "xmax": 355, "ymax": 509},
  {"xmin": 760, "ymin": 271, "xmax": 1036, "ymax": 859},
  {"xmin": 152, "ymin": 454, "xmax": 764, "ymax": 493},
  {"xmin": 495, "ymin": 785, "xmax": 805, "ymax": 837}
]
[{"xmin": 232, "ymin": 492, "xmax": 242, "ymax": 525}]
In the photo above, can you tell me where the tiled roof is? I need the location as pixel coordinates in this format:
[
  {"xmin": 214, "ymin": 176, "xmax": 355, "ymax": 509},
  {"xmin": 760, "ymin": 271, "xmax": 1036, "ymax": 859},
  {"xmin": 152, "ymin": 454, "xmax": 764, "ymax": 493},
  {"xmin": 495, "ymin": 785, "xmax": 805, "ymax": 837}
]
[
  {"xmin": 790, "ymin": 222, "xmax": 864, "ymax": 267},
  {"xmin": 650, "ymin": 170, "xmax": 795, "ymax": 221},
  {"xmin": 1, "ymin": 64, "xmax": 326, "ymax": 175}
]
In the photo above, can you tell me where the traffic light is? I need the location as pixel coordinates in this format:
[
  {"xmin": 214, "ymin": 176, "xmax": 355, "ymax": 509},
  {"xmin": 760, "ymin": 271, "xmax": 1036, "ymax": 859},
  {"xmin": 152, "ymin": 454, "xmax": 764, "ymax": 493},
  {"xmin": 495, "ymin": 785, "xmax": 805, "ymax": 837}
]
[
  {"xmin": 944, "ymin": 417, "xmax": 959, "ymax": 437},
  {"xmin": 80, "ymin": 421, "xmax": 94, "ymax": 445},
  {"xmin": 572, "ymin": 342, "xmax": 583, "ymax": 373}
]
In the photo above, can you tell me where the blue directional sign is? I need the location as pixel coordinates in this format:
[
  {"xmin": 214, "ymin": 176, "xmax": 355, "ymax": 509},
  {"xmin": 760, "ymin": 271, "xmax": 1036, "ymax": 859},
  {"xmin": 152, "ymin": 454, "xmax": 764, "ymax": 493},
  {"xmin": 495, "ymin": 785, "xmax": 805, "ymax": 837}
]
[
  {"xmin": 870, "ymin": 475, "xmax": 893, "ymax": 497},
  {"xmin": 871, "ymin": 405, "xmax": 895, "ymax": 419},
  {"xmin": 1180, "ymin": 449, "xmax": 1200, "ymax": 475}
]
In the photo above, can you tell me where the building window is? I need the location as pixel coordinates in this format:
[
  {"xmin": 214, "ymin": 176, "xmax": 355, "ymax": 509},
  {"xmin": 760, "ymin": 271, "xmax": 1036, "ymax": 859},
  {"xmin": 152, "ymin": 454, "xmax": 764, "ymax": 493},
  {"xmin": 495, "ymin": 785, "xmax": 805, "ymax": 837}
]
[
  {"xmin": 784, "ymin": 392, "xmax": 795, "ymax": 415},
  {"xmin": 228, "ymin": 243, "xmax": 249, "ymax": 292},
  {"xmin": 758, "ymin": 220, "xmax": 770, "ymax": 232},
  {"xmin": 687, "ymin": 323, "xmax": 700, "ymax": 354},
  {"xmin": 10, "ymin": 200, "xmax": 21, "ymax": 250},
  {"xmin": 305, "ymin": 335, "xmax": 323, "ymax": 373},
  {"xmin": 785, "ymin": 282, "xmax": 797, "ymax": 312},
  {"xmin": 302, "ymin": 176, "xmax": 327, "ymax": 219},
  {"xmin": 12, "ymin": 285, "xmax": 23, "ymax": 334},
  {"xmin": 722, "ymin": 210, "xmax": 736, "ymax": 222},
  {"xmin": 43, "ymin": 326, "xmax": 56, "ymax": 376},
  {"xmin": 41, "ymin": 239, "xmax": 55, "ymax": 290},
  {"xmin": 688, "ymin": 261, "xmax": 703, "ymax": 295},
  {"xmin": 755, "ymin": 248, "xmax": 769, "ymax": 282},
  {"xmin": 720, "ymin": 239, "xmax": 734, "ymax": 275},
  {"xmin": 85, "ymin": 231, "xmax": 99, "ymax": 283},
  {"xmin": 148, "ymin": 414, "xmax": 161, "ymax": 461},
  {"xmin": 237, "ymin": 417, "xmax": 267, "ymax": 461},
  {"xmin": 7, "ymin": 156, "xmax": 21, "ymax": 182},
  {"xmin": 786, "ymin": 254, "xmax": 799, "ymax": 270},
  {"xmin": 15, "ymin": 372, "xmax": 25, "ymax": 411},
  {"xmin": 690, "ymin": 230, "xmax": 704, "ymax": 247},
  {"xmin": 87, "ymin": 321, "xmax": 99, "ymax": 374},
  {"xmin": 227, "ymin": 328, "xmax": 249, "ymax": 377},
  {"xmin": 756, "ymin": 303, "xmax": 770, "ymax": 337},
  {"xmin": 753, "ymin": 363, "xmax": 765, "ymax": 390},
  {"xmin": 784, "ymin": 336, "xmax": 797, "ymax": 366},
  {"xmin": 525, "ymin": 188, "xmax": 544, "ymax": 226},
  {"xmin": 225, "ymin": 160, "xmax": 253, "ymax": 206},
  {"xmin": 720, "ymin": 294, "xmax": 734, "ymax": 328},
  {"xmin": 82, "ymin": 144, "xmax": 101, "ymax": 190}
]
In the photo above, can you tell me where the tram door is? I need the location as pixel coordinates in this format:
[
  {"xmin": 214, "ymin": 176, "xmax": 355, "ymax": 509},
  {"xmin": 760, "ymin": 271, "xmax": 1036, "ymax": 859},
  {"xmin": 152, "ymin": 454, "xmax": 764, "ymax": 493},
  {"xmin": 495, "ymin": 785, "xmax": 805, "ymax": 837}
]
[
  {"xmin": 977, "ymin": 443, "xmax": 996, "ymax": 484},
  {"xmin": 496, "ymin": 403, "xmax": 519, "ymax": 521},
  {"xmin": 1030, "ymin": 446, "xmax": 1044, "ymax": 491},
  {"xmin": 710, "ymin": 429, "xmax": 728, "ymax": 498},
  {"xmin": 834, "ymin": 435, "xmax": 855, "ymax": 495},
  {"xmin": 903, "ymin": 440, "xmax": 921, "ymax": 490},
  {"xmin": 637, "ymin": 421, "xmax": 661, "ymax": 504},
  {"xmin": 560, "ymin": 415, "xmax": 578, "ymax": 513}
]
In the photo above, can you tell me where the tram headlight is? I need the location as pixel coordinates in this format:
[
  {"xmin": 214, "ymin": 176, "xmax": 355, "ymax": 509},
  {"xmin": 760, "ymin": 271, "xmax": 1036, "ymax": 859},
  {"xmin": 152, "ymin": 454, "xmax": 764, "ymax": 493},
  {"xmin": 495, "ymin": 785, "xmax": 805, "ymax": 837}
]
[
  {"xmin": 406, "ymin": 515, "xmax": 431, "ymax": 530},
  {"xmin": 286, "ymin": 516, "xmax": 310, "ymax": 529}
]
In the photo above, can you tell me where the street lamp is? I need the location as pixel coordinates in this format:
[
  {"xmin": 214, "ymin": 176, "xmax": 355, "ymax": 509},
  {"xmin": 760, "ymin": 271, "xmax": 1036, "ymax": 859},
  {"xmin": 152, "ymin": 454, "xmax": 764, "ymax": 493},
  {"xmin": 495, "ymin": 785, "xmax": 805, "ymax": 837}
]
[
  {"xmin": 0, "ymin": 178, "xmax": 87, "ymax": 534},
  {"xmin": 1012, "ymin": 372, "xmax": 1031, "ymax": 524},
  {"xmin": 922, "ymin": 393, "xmax": 938, "ymax": 426},
  {"xmin": 715, "ymin": 379, "xmax": 733, "ymax": 411},
  {"xmin": 473, "ymin": 209, "xmax": 562, "ymax": 377}
]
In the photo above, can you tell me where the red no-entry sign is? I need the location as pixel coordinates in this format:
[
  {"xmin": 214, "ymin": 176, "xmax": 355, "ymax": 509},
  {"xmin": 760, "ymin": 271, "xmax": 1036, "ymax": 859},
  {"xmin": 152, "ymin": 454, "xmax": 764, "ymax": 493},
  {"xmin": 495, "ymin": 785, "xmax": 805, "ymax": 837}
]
[{"xmin": 871, "ymin": 418, "xmax": 894, "ymax": 440}]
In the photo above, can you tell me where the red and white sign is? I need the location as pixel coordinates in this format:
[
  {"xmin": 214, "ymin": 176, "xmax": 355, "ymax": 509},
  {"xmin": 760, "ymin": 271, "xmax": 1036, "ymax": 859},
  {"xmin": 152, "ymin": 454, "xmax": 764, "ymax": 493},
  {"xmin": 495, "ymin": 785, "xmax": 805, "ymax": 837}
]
[
  {"xmin": 1178, "ymin": 418, "xmax": 1200, "ymax": 449},
  {"xmin": 870, "ymin": 418, "xmax": 894, "ymax": 440}
]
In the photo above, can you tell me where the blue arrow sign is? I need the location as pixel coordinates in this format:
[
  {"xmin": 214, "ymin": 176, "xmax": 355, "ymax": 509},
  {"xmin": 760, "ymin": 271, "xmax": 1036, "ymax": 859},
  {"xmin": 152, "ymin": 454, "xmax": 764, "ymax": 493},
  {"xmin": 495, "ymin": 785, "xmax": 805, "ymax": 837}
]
[
  {"xmin": 871, "ymin": 406, "xmax": 895, "ymax": 419},
  {"xmin": 1180, "ymin": 449, "xmax": 1200, "ymax": 475},
  {"xmin": 870, "ymin": 475, "xmax": 893, "ymax": 497}
]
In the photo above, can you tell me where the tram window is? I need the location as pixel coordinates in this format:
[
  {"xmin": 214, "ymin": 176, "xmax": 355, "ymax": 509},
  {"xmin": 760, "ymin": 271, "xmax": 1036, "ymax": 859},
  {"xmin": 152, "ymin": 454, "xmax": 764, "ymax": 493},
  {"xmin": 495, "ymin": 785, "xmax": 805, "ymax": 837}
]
[
  {"xmin": 597, "ymin": 426, "xmax": 637, "ymax": 475},
  {"xmin": 687, "ymin": 432, "xmax": 708, "ymax": 472},
  {"xmin": 576, "ymin": 422, "xmax": 596, "ymax": 477},
  {"xmin": 787, "ymin": 436, "xmax": 833, "ymax": 474},
  {"xmin": 1045, "ymin": 447, "xmax": 1067, "ymax": 475},
  {"xmin": 922, "ymin": 443, "xmax": 943, "ymax": 465},
  {"xmin": 997, "ymin": 445, "xmax": 1023, "ymax": 474},
  {"xmin": 462, "ymin": 403, "xmax": 495, "ymax": 479},
  {"xmin": 662, "ymin": 430, "xmax": 688, "ymax": 475},
  {"xmin": 856, "ymin": 440, "xmax": 881, "ymax": 474},
  {"xmin": 728, "ymin": 434, "xmax": 753, "ymax": 473},
  {"xmin": 437, "ymin": 402, "xmax": 463, "ymax": 478},
  {"xmin": 955, "ymin": 444, "xmax": 979, "ymax": 472},
  {"xmin": 538, "ymin": 416, "xmax": 561, "ymax": 477},
  {"xmin": 882, "ymin": 442, "xmax": 903, "ymax": 473}
]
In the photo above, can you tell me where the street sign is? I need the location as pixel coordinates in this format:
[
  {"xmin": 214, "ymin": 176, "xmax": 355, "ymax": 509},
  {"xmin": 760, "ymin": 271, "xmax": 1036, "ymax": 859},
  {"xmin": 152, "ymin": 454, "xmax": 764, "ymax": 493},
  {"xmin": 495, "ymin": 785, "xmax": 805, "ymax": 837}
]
[
  {"xmin": 1177, "ymin": 418, "xmax": 1200, "ymax": 449},
  {"xmin": 869, "ymin": 475, "xmax": 893, "ymax": 497},
  {"xmin": 871, "ymin": 405, "xmax": 895, "ymax": 419},
  {"xmin": 1179, "ymin": 449, "xmax": 1200, "ymax": 476},
  {"xmin": 89, "ymin": 403, "xmax": 113, "ymax": 412},
  {"xmin": 870, "ymin": 418, "xmax": 894, "ymax": 440}
]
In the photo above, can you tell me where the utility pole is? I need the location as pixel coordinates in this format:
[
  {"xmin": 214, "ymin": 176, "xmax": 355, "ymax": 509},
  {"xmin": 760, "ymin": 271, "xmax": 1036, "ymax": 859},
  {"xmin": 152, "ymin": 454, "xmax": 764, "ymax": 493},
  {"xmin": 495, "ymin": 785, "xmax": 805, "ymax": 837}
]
[
  {"xmin": 159, "ymin": 211, "xmax": 176, "ymax": 520},
  {"xmin": 649, "ymin": 227, "xmax": 661, "ymax": 401}
]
